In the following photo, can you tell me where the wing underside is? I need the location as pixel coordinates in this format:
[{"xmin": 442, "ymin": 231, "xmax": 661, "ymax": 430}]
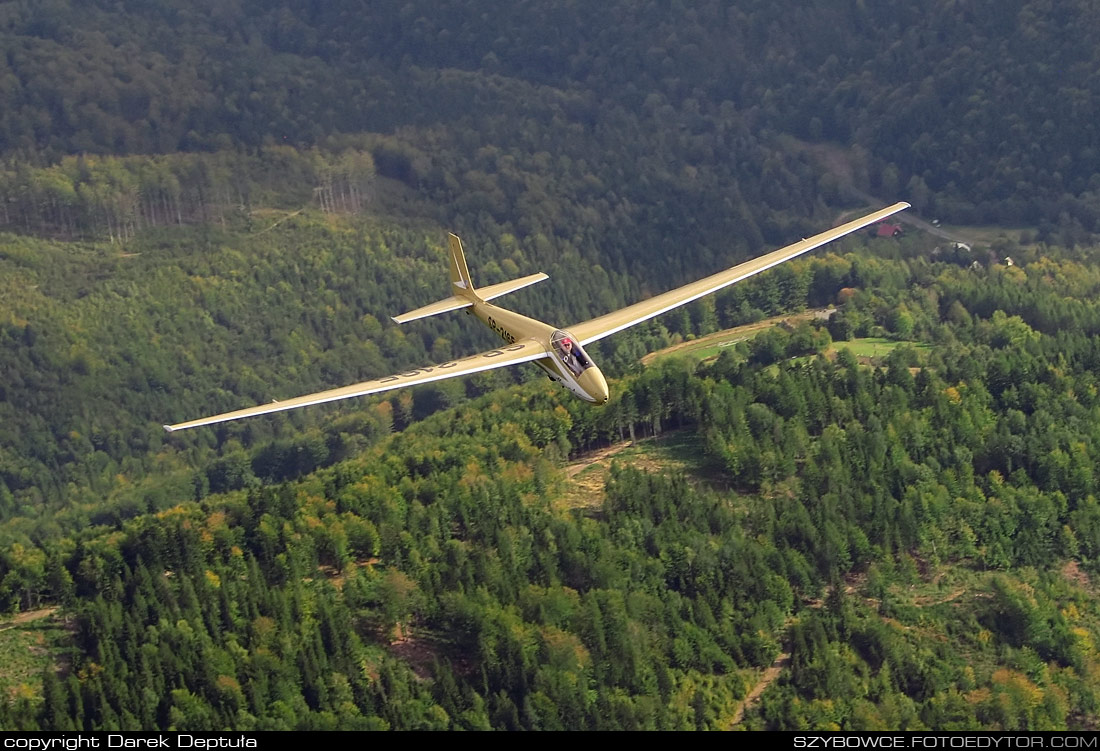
[
  {"xmin": 567, "ymin": 202, "xmax": 910, "ymax": 346},
  {"xmin": 164, "ymin": 339, "xmax": 548, "ymax": 432}
]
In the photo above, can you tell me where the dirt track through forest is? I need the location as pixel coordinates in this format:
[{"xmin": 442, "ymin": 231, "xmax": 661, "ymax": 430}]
[
  {"xmin": 0, "ymin": 607, "xmax": 58, "ymax": 632},
  {"xmin": 640, "ymin": 309, "xmax": 830, "ymax": 367}
]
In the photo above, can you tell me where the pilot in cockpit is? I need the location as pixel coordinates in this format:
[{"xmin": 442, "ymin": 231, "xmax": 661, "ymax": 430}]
[{"xmin": 559, "ymin": 337, "xmax": 588, "ymax": 376}]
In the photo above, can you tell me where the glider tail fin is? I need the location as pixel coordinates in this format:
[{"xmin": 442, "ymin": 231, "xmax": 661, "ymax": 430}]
[
  {"xmin": 447, "ymin": 233, "xmax": 479, "ymax": 301},
  {"xmin": 391, "ymin": 233, "xmax": 548, "ymax": 324}
]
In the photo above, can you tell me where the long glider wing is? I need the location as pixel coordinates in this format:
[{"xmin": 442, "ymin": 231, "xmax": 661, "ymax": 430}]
[
  {"xmin": 163, "ymin": 339, "xmax": 548, "ymax": 432},
  {"xmin": 568, "ymin": 202, "xmax": 910, "ymax": 346}
]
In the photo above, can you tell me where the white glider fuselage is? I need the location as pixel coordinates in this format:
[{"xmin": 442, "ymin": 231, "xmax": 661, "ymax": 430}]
[{"xmin": 470, "ymin": 300, "xmax": 610, "ymax": 404}]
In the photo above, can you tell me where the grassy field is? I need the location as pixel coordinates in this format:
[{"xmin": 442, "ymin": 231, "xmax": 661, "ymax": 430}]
[
  {"xmin": 939, "ymin": 224, "xmax": 1035, "ymax": 246},
  {"xmin": 642, "ymin": 310, "xmax": 831, "ymax": 366},
  {"xmin": 641, "ymin": 306, "xmax": 939, "ymax": 371},
  {"xmin": 771, "ymin": 337, "xmax": 931, "ymax": 374},
  {"xmin": 650, "ymin": 322, "xmax": 931, "ymax": 372},
  {"xmin": 670, "ymin": 337, "xmax": 750, "ymax": 363},
  {"xmin": 0, "ymin": 610, "xmax": 70, "ymax": 701},
  {"xmin": 831, "ymin": 337, "xmax": 930, "ymax": 360},
  {"xmin": 558, "ymin": 429, "xmax": 723, "ymax": 510}
]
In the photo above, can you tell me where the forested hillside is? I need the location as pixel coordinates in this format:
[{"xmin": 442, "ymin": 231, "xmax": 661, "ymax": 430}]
[
  {"xmin": 9, "ymin": 237, "xmax": 1100, "ymax": 729},
  {"xmin": 2, "ymin": 0, "xmax": 1099, "ymax": 732},
  {"xmin": 2, "ymin": 0, "xmax": 1098, "ymax": 234}
]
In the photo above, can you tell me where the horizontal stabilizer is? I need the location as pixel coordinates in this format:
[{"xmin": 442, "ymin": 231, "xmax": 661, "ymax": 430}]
[
  {"xmin": 391, "ymin": 295, "xmax": 473, "ymax": 324},
  {"xmin": 478, "ymin": 273, "xmax": 549, "ymax": 302},
  {"xmin": 391, "ymin": 273, "xmax": 548, "ymax": 324}
]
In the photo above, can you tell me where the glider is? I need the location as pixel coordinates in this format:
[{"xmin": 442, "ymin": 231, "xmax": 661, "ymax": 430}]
[{"xmin": 164, "ymin": 202, "xmax": 909, "ymax": 431}]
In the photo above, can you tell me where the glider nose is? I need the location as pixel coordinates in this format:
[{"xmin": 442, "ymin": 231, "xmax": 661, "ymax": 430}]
[{"xmin": 580, "ymin": 367, "xmax": 609, "ymax": 405}]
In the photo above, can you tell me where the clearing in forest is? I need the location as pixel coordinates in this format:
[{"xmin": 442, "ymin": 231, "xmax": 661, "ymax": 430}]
[
  {"xmin": 641, "ymin": 309, "xmax": 831, "ymax": 366},
  {"xmin": 0, "ymin": 608, "xmax": 70, "ymax": 700},
  {"xmin": 557, "ymin": 430, "xmax": 717, "ymax": 511},
  {"xmin": 645, "ymin": 312, "xmax": 930, "ymax": 370},
  {"xmin": 830, "ymin": 337, "xmax": 930, "ymax": 363}
]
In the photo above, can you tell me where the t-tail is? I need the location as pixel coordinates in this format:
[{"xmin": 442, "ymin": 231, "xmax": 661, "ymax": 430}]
[{"xmin": 391, "ymin": 233, "xmax": 548, "ymax": 323}]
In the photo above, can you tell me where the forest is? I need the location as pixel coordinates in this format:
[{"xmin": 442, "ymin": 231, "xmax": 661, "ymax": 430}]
[
  {"xmin": 2, "ymin": 0, "xmax": 1099, "ymax": 237},
  {"xmin": 1, "ymin": 0, "xmax": 1100, "ymax": 732}
]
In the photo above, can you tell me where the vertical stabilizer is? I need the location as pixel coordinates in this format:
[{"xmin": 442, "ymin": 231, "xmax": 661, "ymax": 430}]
[{"xmin": 448, "ymin": 233, "xmax": 480, "ymax": 301}]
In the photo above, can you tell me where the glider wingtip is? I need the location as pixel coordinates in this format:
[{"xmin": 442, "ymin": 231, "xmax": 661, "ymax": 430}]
[{"xmin": 162, "ymin": 424, "xmax": 175, "ymax": 433}]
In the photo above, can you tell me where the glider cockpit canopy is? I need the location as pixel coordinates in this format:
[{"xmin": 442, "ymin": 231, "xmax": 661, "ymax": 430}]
[{"xmin": 551, "ymin": 329, "xmax": 593, "ymax": 376}]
